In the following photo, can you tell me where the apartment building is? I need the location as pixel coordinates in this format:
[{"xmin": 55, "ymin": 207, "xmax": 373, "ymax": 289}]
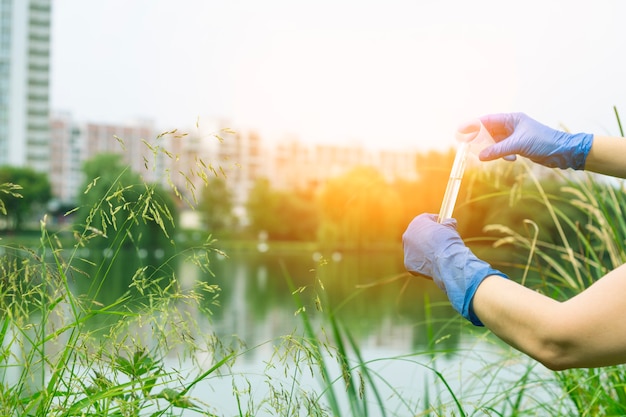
[
  {"xmin": 49, "ymin": 111, "xmax": 81, "ymax": 204},
  {"xmin": 376, "ymin": 149, "xmax": 419, "ymax": 182},
  {"xmin": 0, "ymin": 0, "xmax": 51, "ymax": 172},
  {"xmin": 271, "ymin": 138, "xmax": 313, "ymax": 191},
  {"xmin": 83, "ymin": 119, "xmax": 158, "ymax": 183},
  {"xmin": 48, "ymin": 111, "xmax": 420, "ymax": 218},
  {"xmin": 216, "ymin": 129, "xmax": 267, "ymax": 221},
  {"xmin": 270, "ymin": 139, "xmax": 419, "ymax": 191},
  {"xmin": 48, "ymin": 115, "xmax": 160, "ymax": 205}
]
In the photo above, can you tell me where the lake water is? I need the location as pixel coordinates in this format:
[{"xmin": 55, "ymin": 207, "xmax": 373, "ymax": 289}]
[
  {"xmin": 133, "ymin": 244, "xmax": 558, "ymax": 415},
  {"xmin": 200, "ymin": 247, "xmax": 560, "ymax": 415},
  {"xmin": 5, "ymin": 242, "xmax": 563, "ymax": 415}
]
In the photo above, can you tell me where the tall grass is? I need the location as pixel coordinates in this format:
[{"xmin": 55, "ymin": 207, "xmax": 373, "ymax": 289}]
[
  {"xmin": 482, "ymin": 162, "xmax": 626, "ymax": 415},
  {"xmin": 276, "ymin": 255, "xmax": 571, "ymax": 416},
  {"xmin": 0, "ymin": 129, "xmax": 238, "ymax": 416},
  {"xmin": 0, "ymin": 195, "xmax": 234, "ymax": 416}
]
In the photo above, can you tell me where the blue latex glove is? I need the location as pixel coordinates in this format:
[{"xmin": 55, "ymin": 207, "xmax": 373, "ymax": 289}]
[
  {"xmin": 402, "ymin": 213, "xmax": 507, "ymax": 326},
  {"xmin": 478, "ymin": 113, "xmax": 593, "ymax": 170}
]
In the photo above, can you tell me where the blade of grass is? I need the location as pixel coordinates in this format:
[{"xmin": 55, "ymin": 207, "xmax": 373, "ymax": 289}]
[
  {"xmin": 341, "ymin": 322, "xmax": 388, "ymax": 417},
  {"xmin": 327, "ymin": 310, "xmax": 364, "ymax": 417},
  {"xmin": 281, "ymin": 261, "xmax": 341, "ymax": 416},
  {"xmin": 614, "ymin": 105, "xmax": 623, "ymax": 136}
]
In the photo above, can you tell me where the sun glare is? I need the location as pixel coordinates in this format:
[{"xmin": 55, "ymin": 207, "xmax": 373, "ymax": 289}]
[{"xmin": 231, "ymin": 26, "xmax": 520, "ymax": 153}]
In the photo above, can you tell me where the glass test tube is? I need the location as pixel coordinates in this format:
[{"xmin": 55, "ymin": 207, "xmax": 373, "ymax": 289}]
[{"xmin": 437, "ymin": 141, "xmax": 469, "ymax": 223}]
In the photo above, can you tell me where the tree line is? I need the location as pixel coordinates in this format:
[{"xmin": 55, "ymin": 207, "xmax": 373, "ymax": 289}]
[
  {"xmin": 199, "ymin": 148, "xmax": 597, "ymax": 251},
  {"xmin": 0, "ymin": 150, "xmax": 603, "ymax": 251}
]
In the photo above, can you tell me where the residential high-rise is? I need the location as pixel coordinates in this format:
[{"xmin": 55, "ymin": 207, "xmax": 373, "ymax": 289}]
[
  {"xmin": 0, "ymin": 0, "xmax": 52, "ymax": 171},
  {"xmin": 48, "ymin": 115, "xmax": 164, "ymax": 206},
  {"xmin": 216, "ymin": 129, "xmax": 267, "ymax": 222},
  {"xmin": 83, "ymin": 119, "xmax": 157, "ymax": 183},
  {"xmin": 49, "ymin": 111, "xmax": 81, "ymax": 205}
]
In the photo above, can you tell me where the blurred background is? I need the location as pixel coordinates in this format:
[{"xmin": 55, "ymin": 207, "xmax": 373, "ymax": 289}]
[
  {"xmin": 2, "ymin": 2, "xmax": 626, "ymax": 413},
  {"xmin": 2, "ymin": 0, "xmax": 625, "ymax": 236}
]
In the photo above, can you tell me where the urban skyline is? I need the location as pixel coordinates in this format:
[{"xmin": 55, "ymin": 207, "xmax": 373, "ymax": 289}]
[
  {"xmin": 2, "ymin": 0, "xmax": 422, "ymax": 217},
  {"xmin": 48, "ymin": 112, "xmax": 421, "ymax": 215}
]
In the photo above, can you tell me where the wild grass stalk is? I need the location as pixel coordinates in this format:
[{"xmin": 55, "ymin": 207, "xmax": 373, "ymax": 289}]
[
  {"xmin": 0, "ymin": 209, "xmax": 230, "ymax": 416},
  {"xmin": 282, "ymin": 258, "xmax": 550, "ymax": 416},
  {"xmin": 0, "ymin": 128, "xmax": 238, "ymax": 416}
]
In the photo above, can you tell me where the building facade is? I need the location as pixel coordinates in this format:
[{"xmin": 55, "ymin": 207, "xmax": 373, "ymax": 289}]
[
  {"xmin": 216, "ymin": 129, "xmax": 267, "ymax": 223},
  {"xmin": 83, "ymin": 119, "xmax": 158, "ymax": 183},
  {"xmin": 49, "ymin": 112, "xmax": 419, "ymax": 219},
  {"xmin": 270, "ymin": 139, "xmax": 419, "ymax": 192},
  {"xmin": 0, "ymin": 0, "xmax": 51, "ymax": 171},
  {"xmin": 49, "ymin": 111, "xmax": 81, "ymax": 205},
  {"xmin": 49, "ymin": 115, "xmax": 160, "ymax": 205}
]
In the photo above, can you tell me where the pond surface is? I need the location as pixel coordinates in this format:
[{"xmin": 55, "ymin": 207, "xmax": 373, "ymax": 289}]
[
  {"xmin": 94, "ymin": 243, "xmax": 558, "ymax": 415},
  {"xmin": 186, "ymin": 246, "xmax": 557, "ymax": 415},
  {"xmin": 6, "ymin": 241, "xmax": 560, "ymax": 415}
]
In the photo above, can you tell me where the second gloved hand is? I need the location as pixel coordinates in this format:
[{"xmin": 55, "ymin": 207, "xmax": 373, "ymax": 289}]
[
  {"xmin": 403, "ymin": 213, "xmax": 507, "ymax": 326},
  {"xmin": 478, "ymin": 113, "xmax": 593, "ymax": 170}
]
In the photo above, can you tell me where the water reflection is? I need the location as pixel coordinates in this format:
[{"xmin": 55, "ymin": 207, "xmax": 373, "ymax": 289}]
[
  {"xmin": 68, "ymin": 244, "xmax": 463, "ymax": 354},
  {"xmin": 70, "ymin": 245, "xmax": 178, "ymax": 306},
  {"xmin": 3, "ymin": 240, "xmax": 555, "ymax": 415},
  {"xmin": 222, "ymin": 247, "xmax": 458, "ymax": 351}
]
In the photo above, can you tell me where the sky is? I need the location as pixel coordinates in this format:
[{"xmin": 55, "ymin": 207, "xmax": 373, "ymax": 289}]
[{"xmin": 50, "ymin": 0, "xmax": 626, "ymax": 152}]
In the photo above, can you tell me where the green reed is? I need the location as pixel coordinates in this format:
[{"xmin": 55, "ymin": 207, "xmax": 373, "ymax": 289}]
[
  {"xmin": 278, "ymin": 255, "xmax": 563, "ymax": 416},
  {"xmin": 0, "ymin": 195, "xmax": 231, "ymax": 416},
  {"xmin": 0, "ymin": 128, "xmax": 237, "ymax": 416}
]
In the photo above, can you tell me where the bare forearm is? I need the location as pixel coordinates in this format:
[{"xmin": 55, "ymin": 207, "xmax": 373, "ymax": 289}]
[
  {"xmin": 472, "ymin": 277, "xmax": 566, "ymax": 369},
  {"xmin": 473, "ymin": 268, "xmax": 626, "ymax": 370},
  {"xmin": 584, "ymin": 135, "xmax": 626, "ymax": 178}
]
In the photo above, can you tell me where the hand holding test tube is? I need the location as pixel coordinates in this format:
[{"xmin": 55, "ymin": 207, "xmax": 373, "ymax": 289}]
[{"xmin": 437, "ymin": 120, "xmax": 495, "ymax": 223}]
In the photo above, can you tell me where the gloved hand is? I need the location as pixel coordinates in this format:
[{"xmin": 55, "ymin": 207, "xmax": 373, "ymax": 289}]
[
  {"xmin": 402, "ymin": 213, "xmax": 507, "ymax": 326},
  {"xmin": 478, "ymin": 112, "xmax": 593, "ymax": 170}
]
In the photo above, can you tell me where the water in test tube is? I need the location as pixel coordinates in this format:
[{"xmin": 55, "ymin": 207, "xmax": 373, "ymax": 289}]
[{"xmin": 437, "ymin": 120, "xmax": 495, "ymax": 223}]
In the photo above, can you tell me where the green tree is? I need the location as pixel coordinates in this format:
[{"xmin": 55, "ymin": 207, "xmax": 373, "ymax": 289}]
[
  {"xmin": 246, "ymin": 178, "xmax": 280, "ymax": 236},
  {"xmin": 246, "ymin": 178, "xmax": 319, "ymax": 241},
  {"xmin": 0, "ymin": 166, "xmax": 51, "ymax": 231},
  {"xmin": 75, "ymin": 153, "xmax": 177, "ymax": 248},
  {"xmin": 317, "ymin": 166, "xmax": 403, "ymax": 247},
  {"xmin": 197, "ymin": 177, "xmax": 235, "ymax": 235},
  {"xmin": 275, "ymin": 189, "xmax": 319, "ymax": 241}
]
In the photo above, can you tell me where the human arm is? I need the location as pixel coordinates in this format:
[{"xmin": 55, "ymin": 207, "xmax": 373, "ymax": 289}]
[
  {"xmin": 403, "ymin": 214, "xmax": 626, "ymax": 370},
  {"xmin": 476, "ymin": 113, "xmax": 626, "ymax": 178},
  {"xmin": 473, "ymin": 265, "xmax": 626, "ymax": 370},
  {"xmin": 584, "ymin": 135, "xmax": 626, "ymax": 178}
]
